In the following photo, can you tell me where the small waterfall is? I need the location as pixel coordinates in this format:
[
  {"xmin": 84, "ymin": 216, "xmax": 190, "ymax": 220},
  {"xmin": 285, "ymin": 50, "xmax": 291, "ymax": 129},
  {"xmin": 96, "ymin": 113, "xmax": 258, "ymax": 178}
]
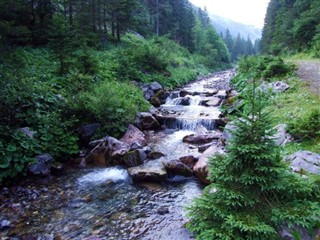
[
  {"xmin": 77, "ymin": 167, "xmax": 130, "ymax": 185},
  {"xmin": 165, "ymin": 94, "xmax": 202, "ymax": 106},
  {"xmin": 164, "ymin": 118, "xmax": 216, "ymax": 131}
]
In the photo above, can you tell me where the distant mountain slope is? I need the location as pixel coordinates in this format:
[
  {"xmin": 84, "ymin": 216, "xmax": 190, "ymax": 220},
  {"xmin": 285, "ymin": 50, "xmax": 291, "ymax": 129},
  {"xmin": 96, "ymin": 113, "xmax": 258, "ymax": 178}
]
[{"xmin": 210, "ymin": 14, "xmax": 262, "ymax": 41}]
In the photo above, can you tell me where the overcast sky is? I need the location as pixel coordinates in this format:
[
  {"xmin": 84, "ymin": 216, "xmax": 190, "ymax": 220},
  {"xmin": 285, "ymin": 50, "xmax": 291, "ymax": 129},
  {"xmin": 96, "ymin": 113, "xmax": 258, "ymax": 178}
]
[{"xmin": 189, "ymin": 0, "xmax": 270, "ymax": 29}]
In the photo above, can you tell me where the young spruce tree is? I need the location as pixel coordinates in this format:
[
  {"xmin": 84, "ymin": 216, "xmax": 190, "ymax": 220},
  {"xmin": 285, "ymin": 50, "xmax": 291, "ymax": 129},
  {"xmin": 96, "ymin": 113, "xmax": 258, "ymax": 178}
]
[{"xmin": 188, "ymin": 80, "xmax": 320, "ymax": 240}]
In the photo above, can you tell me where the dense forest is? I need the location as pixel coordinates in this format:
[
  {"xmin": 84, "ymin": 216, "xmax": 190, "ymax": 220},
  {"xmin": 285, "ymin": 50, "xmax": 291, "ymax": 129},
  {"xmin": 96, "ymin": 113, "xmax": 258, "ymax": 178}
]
[
  {"xmin": 222, "ymin": 29, "xmax": 260, "ymax": 62},
  {"xmin": 261, "ymin": 0, "xmax": 320, "ymax": 55},
  {"xmin": 0, "ymin": 0, "xmax": 232, "ymax": 183}
]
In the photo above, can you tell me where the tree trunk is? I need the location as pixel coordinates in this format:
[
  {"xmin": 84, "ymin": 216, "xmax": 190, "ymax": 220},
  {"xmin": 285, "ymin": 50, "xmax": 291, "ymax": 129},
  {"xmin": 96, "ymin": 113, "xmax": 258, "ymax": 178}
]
[
  {"xmin": 92, "ymin": 0, "xmax": 96, "ymax": 32},
  {"xmin": 68, "ymin": 0, "xmax": 73, "ymax": 27},
  {"xmin": 156, "ymin": 0, "xmax": 159, "ymax": 36}
]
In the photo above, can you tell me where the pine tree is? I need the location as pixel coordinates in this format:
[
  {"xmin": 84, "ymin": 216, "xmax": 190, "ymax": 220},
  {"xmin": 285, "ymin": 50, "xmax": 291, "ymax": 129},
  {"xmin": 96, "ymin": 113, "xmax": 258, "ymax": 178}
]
[{"xmin": 188, "ymin": 81, "xmax": 320, "ymax": 240}]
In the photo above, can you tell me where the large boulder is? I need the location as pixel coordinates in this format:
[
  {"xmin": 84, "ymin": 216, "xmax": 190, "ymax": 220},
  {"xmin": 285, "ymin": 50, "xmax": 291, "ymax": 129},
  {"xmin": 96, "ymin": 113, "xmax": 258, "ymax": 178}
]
[
  {"xmin": 163, "ymin": 159, "xmax": 193, "ymax": 177},
  {"xmin": 179, "ymin": 155, "xmax": 198, "ymax": 169},
  {"xmin": 200, "ymin": 97, "xmax": 222, "ymax": 107},
  {"xmin": 259, "ymin": 81, "xmax": 290, "ymax": 93},
  {"xmin": 183, "ymin": 132, "xmax": 222, "ymax": 144},
  {"xmin": 149, "ymin": 90, "xmax": 169, "ymax": 107},
  {"xmin": 120, "ymin": 124, "xmax": 147, "ymax": 148},
  {"xmin": 135, "ymin": 112, "xmax": 161, "ymax": 130},
  {"xmin": 86, "ymin": 137, "xmax": 130, "ymax": 167},
  {"xmin": 271, "ymin": 124, "xmax": 292, "ymax": 146},
  {"xmin": 123, "ymin": 149, "xmax": 147, "ymax": 167},
  {"xmin": 142, "ymin": 81, "xmax": 163, "ymax": 101},
  {"xmin": 193, "ymin": 145, "xmax": 224, "ymax": 184},
  {"xmin": 78, "ymin": 123, "xmax": 101, "ymax": 146},
  {"xmin": 29, "ymin": 154, "xmax": 53, "ymax": 176},
  {"xmin": 285, "ymin": 151, "xmax": 320, "ymax": 175},
  {"xmin": 128, "ymin": 162, "xmax": 167, "ymax": 182}
]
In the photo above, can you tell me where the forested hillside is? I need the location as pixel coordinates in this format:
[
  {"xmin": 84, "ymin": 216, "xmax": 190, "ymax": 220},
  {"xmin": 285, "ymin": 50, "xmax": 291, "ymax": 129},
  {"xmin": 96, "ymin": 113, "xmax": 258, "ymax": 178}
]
[
  {"xmin": 261, "ymin": 0, "xmax": 320, "ymax": 55},
  {"xmin": 0, "ymin": 0, "xmax": 232, "ymax": 183}
]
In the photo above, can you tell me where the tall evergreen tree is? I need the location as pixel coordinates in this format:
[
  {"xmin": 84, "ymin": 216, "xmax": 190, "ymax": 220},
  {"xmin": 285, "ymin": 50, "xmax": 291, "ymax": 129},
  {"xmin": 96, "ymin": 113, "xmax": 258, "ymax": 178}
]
[{"xmin": 188, "ymin": 81, "xmax": 320, "ymax": 240}]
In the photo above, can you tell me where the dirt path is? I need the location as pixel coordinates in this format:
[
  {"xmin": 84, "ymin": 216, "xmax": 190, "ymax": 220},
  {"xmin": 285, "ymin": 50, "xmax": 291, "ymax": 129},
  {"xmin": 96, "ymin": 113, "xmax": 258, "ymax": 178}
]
[{"xmin": 294, "ymin": 59, "xmax": 320, "ymax": 95}]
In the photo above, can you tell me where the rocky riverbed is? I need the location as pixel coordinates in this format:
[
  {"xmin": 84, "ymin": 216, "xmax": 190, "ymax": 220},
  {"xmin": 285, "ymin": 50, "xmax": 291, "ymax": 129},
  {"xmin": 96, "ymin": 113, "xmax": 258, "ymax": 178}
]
[{"xmin": 0, "ymin": 70, "xmax": 236, "ymax": 240}]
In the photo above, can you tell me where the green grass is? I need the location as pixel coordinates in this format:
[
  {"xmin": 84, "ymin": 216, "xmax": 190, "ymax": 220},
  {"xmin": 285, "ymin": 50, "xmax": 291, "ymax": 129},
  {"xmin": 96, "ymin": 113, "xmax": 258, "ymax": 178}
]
[{"xmin": 266, "ymin": 77, "xmax": 320, "ymax": 154}]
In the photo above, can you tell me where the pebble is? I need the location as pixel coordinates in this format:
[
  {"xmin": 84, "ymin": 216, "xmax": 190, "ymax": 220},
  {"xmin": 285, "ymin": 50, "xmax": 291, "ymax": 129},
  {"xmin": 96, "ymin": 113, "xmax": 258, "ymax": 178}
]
[{"xmin": 0, "ymin": 219, "xmax": 11, "ymax": 229}]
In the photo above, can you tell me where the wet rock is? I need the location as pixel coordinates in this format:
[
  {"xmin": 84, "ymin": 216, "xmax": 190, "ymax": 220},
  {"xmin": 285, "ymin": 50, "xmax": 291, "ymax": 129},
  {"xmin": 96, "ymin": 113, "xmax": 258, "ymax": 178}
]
[
  {"xmin": 226, "ymin": 89, "xmax": 239, "ymax": 98},
  {"xmin": 215, "ymin": 117, "xmax": 228, "ymax": 129},
  {"xmin": 150, "ymin": 90, "xmax": 169, "ymax": 107},
  {"xmin": 179, "ymin": 155, "xmax": 198, "ymax": 169},
  {"xmin": 120, "ymin": 124, "xmax": 147, "ymax": 148},
  {"xmin": 157, "ymin": 207, "xmax": 169, "ymax": 215},
  {"xmin": 18, "ymin": 127, "xmax": 36, "ymax": 138},
  {"xmin": 163, "ymin": 159, "xmax": 193, "ymax": 177},
  {"xmin": 128, "ymin": 163, "xmax": 167, "ymax": 182},
  {"xmin": 0, "ymin": 219, "xmax": 11, "ymax": 229},
  {"xmin": 78, "ymin": 123, "xmax": 101, "ymax": 146},
  {"xmin": 183, "ymin": 132, "xmax": 222, "ymax": 144},
  {"xmin": 179, "ymin": 97, "xmax": 191, "ymax": 106},
  {"xmin": 198, "ymin": 143, "xmax": 214, "ymax": 153},
  {"xmin": 124, "ymin": 149, "xmax": 147, "ymax": 167},
  {"xmin": 29, "ymin": 153, "xmax": 53, "ymax": 176},
  {"xmin": 147, "ymin": 151, "xmax": 166, "ymax": 160},
  {"xmin": 135, "ymin": 112, "xmax": 161, "ymax": 130},
  {"xmin": 271, "ymin": 124, "xmax": 292, "ymax": 146},
  {"xmin": 285, "ymin": 151, "xmax": 320, "ymax": 175},
  {"xmin": 142, "ymin": 82, "xmax": 163, "ymax": 101},
  {"xmin": 86, "ymin": 137, "xmax": 130, "ymax": 166},
  {"xmin": 200, "ymin": 97, "xmax": 222, "ymax": 107},
  {"xmin": 179, "ymin": 90, "xmax": 191, "ymax": 97},
  {"xmin": 193, "ymin": 145, "xmax": 224, "ymax": 184},
  {"xmin": 50, "ymin": 161, "xmax": 64, "ymax": 176}
]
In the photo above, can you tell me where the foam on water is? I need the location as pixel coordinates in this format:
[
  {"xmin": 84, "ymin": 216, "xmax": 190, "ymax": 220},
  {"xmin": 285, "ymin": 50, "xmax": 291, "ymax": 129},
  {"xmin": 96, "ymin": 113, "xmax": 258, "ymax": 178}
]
[{"xmin": 77, "ymin": 167, "xmax": 130, "ymax": 185}]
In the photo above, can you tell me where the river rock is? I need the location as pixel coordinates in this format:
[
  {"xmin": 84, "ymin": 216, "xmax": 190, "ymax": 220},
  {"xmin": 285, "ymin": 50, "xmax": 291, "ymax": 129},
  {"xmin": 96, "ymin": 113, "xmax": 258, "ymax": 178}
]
[
  {"xmin": 128, "ymin": 162, "xmax": 167, "ymax": 182},
  {"xmin": 135, "ymin": 112, "xmax": 161, "ymax": 130},
  {"xmin": 285, "ymin": 151, "xmax": 320, "ymax": 175},
  {"xmin": 200, "ymin": 97, "xmax": 222, "ymax": 107},
  {"xmin": 183, "ymin": 132, "xmax": 222, "ymax": 144},
  {"xmin": 198, "ymin": 143, "xmax": 214, "ymax": 153},
  {"xmin": 179, "ymin": 155, "xmax": 198, "ymax": 169},
  {"xmin": 142, "ymin": 82, "xmax": 163, "ymax": 101},
  {"xmin": 29, "ymin": 153, "xmax": 53, "ymax": 176},
  {"xmin": 271, "ymin": 124, "xmax": 292, "ymax": 146},
  {"xmin": 86, "ymin": 137, "xmax": 130, "ymax": 166},
  {"xmin": 124, "ymin": 149, "xmax": 147, "ymax": 167},
  {"xmin": 163, "ymin": 159, "xmax": 193, "ymax": 177},
  {"xmin": 120, "ymin": 124, "xmax": 147, "ymax": 148},
  {"xmin": 147, "ymin": 151, "xmax": 166, "ymax": 160},
  {"xmin": 50, "ymin": 161, "xmax": 64, "ymax": 176},
  {"xmin": 78, "ymin": 123, "xmax": 101, "ymax": 146},
  {"xmin": 150, "ymin": 90, "xmax": 169, "ymax": 107},
  {"xmin": 193, "ymin": 145, "xmax": 224, "ymax": 184}
]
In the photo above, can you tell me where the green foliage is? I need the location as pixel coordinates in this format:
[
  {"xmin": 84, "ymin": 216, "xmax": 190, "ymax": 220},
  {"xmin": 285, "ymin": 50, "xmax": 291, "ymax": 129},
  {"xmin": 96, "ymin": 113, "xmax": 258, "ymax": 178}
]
[
  {"xmin": 78, "ymin": 80, "xmax": 149, "ymax": 136},
  {"xmin": 231, "ymin": 55, "xmax": 295, "ymax": 91},
  {"xmin": 288, "ymin": 109, "xmax": 320, "ymax": 141},
  {"xmin": 261, "ymin": 0, "xmax": 320, "ymax": 54},
  {"xmin": 188, "ymin": 81, "xmax": 320, "ymax": 240}
]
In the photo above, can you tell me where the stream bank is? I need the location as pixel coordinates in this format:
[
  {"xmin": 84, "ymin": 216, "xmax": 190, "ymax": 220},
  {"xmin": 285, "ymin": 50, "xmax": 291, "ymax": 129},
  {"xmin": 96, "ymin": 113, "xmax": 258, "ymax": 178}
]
[{"xmin": 0, "ymin": 70, "xmax": 236, "ymax": 240}]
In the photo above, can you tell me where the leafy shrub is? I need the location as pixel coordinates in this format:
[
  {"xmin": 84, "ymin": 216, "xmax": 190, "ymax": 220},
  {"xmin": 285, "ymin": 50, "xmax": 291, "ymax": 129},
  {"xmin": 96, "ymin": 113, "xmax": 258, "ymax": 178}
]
[
  {"xmin": 288, "ymin": 109, "xmax": 320, "ymax": 140},
  {"xmin": 79, "ymin": 80, "xmax": 149, "ymax": 136},
  {"xmin": 231, "ymin": 55, "xmax": 295, "ymax": 91}
]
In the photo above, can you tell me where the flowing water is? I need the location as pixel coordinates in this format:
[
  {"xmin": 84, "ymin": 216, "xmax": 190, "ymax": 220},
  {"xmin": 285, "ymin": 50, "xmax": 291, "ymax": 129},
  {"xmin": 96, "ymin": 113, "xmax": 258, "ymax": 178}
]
[{"xmin": 0, "ymin": 70, "xmax": 235, "ymax": 240}]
